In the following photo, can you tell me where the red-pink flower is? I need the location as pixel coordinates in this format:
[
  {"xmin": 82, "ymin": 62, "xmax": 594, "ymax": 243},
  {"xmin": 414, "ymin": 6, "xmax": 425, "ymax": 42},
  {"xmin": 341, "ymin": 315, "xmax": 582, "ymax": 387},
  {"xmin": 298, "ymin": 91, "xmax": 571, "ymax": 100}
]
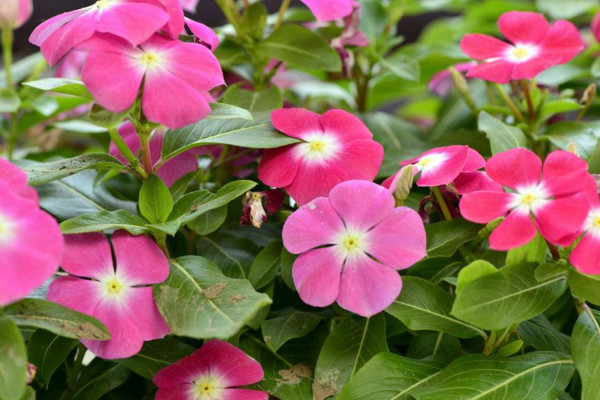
[
  {"xmin": 460, "ymin": 11, "xmax": 583, "ymax": 83},
  {"xmin": 0, "ymin": 158, "xmax": 63, "ymax": 306},
  {"xmin": 569, "ymin": 175, "xmax": 600, "ymax": 274},
  {"xmin": 81, "ymin": 33, "xmax": 223, "ymax": 129},
  {"xmin": 300, "ymin": 0, "xmax": 358, "ymax": 22},
  {"xmin": 400, "ymin": 145, "xmax": 472, "ymax": 187},
  {"xmin": 29, "ymin": 0, "xmax": 171, "ymax": 66},
  {"xmin": 153, "ymin": 339, "xmax": 267, "ymax": 400},
  {"xmin": 0, "ymin": 0, "xmax": 32, "ymax": 29},
  {"xmin": 47, "ymin": 231, "xmax": 170, "ymax": 359},
  {"xmin": 110, "ymin": 123, "xmax": 197, "ymax": 187},
  {"xmin": 460, "ymin": 148, "xmax": 590, "ymax": 250},
  {"xmin": 282, "ymin": 180, "xmax": 426, "ymax": 317},
  {"xmin": 257, "ymin": 108, "xmax": 383, "ymax": 206}
]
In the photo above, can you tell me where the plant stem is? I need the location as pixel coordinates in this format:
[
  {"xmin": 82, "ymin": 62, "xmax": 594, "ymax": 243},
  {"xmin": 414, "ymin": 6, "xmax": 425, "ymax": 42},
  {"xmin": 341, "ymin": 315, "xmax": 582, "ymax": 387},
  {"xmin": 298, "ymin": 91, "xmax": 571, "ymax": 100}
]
[
  {"xmin": 215, "ymin": 0, "xmax": 243, "ymax": 37},
  {"xmin": 432, "ymin": 186, "xmax": 452, "ymax": 221},
  {"xmin": 139, "ymin": 129, "xmax": 153, "ymax": 176},
  {"xmin": 108, "ymin": 128, "xmax": 147, "ymax": 179},
  {"xmin": 520, "ymin": 80, "xmax": 535, "ymax": 121},
  {"xmin": 494, "ymin": 83, "xmax": 526, "ymax": 123},
  {"xmin": 60, "ymin": 345, "xmax": 86, "ymax": 400},
  {"xmin": 274, "ymin": 0, "xmax": 291, "ymax": 30},
  {"xmin": 2, "ymin": 28, "xmax": 17, "ymax": 159}
]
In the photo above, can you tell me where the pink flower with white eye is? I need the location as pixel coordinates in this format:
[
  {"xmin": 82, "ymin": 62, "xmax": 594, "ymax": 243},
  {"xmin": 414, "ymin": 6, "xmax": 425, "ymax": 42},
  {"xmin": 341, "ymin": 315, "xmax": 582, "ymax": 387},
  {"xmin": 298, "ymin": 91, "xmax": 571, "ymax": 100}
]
[
  {"xmin": 460, "ymin": 11, "xmax": 583, "ymax": 84},
  {"xmin": 80, "ymin": 33, "xmax": 223, "ymax": 129},
  {"xmin": 0, "ymin": 0, "xmax": 32, "ymax": 30},
  {"xmin": 569, "ymin": 175, "xmax": 600, "ymax": 274},
  {"xmin": 55, "ymin": 50, "xmax": 86, "ymax": 79},
  {"xmin": 0, "ymin": 158, "xmax": 63, "ymax": 306},
  {"xmin": 28, "ymin": 0, "xmax": 171, "ymax": 66},
  {"xmin": 109, "ymin": 123, "xmax": 197, "ymax": 187},
  {"xmin": 459, "ymin": 148, "xmax": 591, "ymax": 251},
  {"xmin": 257, "ymin": 108, "xmax": 383, "ymax": 206},
  {"xmin": 185, "ymin": 18, "xmax": 219, "ymax": 51},
  {"xmin": 47, "ymin": 231, "xmax": 170, "ymax": 359},
  {"xmin": 399, "ymin": 145, "xmax": 471, "ymax": 188},
  {"xmin": 283, "ymin": 180, "xmax": 426, "ymax": 317},
  {"xmin": 153, "ymin": 339, "xmax": 267, "ymax": 400},
  {"xmin": 300, "ymin": 0, "xmax": 358, "ymax": 22},
  {"xmin": 428, "ymin": 62, "xmax": 476, "ymax": 97}
]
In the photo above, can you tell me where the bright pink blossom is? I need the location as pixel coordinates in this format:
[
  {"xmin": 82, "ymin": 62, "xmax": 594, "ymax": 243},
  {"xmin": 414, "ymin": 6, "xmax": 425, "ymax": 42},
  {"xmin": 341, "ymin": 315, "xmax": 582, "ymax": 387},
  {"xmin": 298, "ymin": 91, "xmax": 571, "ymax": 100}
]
[
  {"xmin": 153, "ymin": 339, "xmax": 267, "ymax": 400},
  {"xmin": 460, "ymin": 148, "xmax": 590, "ymax": 250},
  {"xmin": 300, "ymin": 0, "xmax": 358, "ymax": 22},
  {"xmin": 0, "ymin": 0, "xmax": 32, "ymax": 29},
  {"xmin": 569, "ymin": 175, "xmax": 600, "ymax": 274},
  {"xmin": 258, "ymin": 108, "xmax": 383, "ymax": 206},
  {"xmin": 0, "ymin": 158, "xmax": 63, "ymax": 306},
  {"xmin": 29, "ymin": 0, "xmax": 171, "ymax": 66},
  {"xmin": 460, "ymin": 11, "xmax": 583, "ymax": 83},
  {"xmin": 453, "ymin": 149, "xmax": 502, "ymax": 195},
  {"xmin": 399, "ymin": 145, "xmax": 471, "ymax": 187},
  {"xmin": 185, "ymin": 18, "xmax": 219, "ymax": 51},
  {"xmin": 110, "ymin": 123, "xmax": 197, "ymax": 187},
  {"xmin": 81, "ymin": 33, "xmax": 223, "ymax": 129},
  {"xmin": 47, "ymin": 231, "xmax": 170, "ymax": 359},
  {"xmin": 282, "ymin": 180, "xmax": 426, "ymax": 317}
]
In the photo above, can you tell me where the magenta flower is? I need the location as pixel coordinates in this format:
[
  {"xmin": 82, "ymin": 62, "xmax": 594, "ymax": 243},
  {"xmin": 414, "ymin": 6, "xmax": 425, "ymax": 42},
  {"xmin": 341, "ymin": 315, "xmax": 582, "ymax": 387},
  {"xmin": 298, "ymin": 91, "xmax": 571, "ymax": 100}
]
[
  {"xmin": 569, "ymin": 175, "xmax": 600, "ymax": 274},
  {"xmin": 257, "ymin": 108, "xmax": 383, "ymax": 206},
  {"xmin": 110, "ymin": 123, "xmax": 197, "ymax": 187},
  {"xmin": 185, "ymin": 18, "xmax": 219, "ymax": 51},
  {"xmin": 29, "ymin": 0, "xmax": 171, "ymax": 66},
  {"xmin": 461, "ymin": 11, "xmax": 583, "ymax": 83},
  {"xmin": 300, "ymin": 0, "xmax": 358, "ymax": 22},
  {"xmin": 0, "ymin": 0, "xmax": 32, "ymax": 29},
  {"xmin": 47, "ymin": 231, "xmax": 170, "ymax": 359},
  {"xmin": 282, "ymin": 180, "xmax": 426, "ymax": 317},
  {"xmin": 459, "ymin": 148, "xmax": 591, "ymax": 250},
  {"xmin": 153, "ymin": 339, "xmax": 267, "ymax": 400},
  {"xmin": 0, "ymin": 158, "xmax": 63, "ymax": 306},
  {"xmin": 81, "ymin": 33, "xmax": 223, "ymax": 129},
  {"xmin": 400, "ymin": 145, "xmax": 473, "ymax": 187},
  {"xmin": 452, "ymin": 149, "xmax": 503, "ymax": 195}
]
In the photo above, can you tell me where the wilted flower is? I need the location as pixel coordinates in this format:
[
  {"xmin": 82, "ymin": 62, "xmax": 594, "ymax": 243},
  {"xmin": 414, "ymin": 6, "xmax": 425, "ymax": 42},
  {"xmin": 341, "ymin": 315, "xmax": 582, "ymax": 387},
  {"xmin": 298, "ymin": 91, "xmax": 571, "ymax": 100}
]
[{"xmin": 240, "ymin": 189, "xmax": 285, "ymax": 228}]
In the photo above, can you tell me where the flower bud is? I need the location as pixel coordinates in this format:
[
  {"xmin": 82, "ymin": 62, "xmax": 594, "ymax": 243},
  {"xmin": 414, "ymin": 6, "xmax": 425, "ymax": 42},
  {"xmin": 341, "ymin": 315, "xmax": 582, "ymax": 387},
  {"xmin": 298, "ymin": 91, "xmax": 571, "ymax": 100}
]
[
  {"xmin": 0, "ymin": 0, "xmax": 32, "ymax": 30},
  {"xmin": 393, "ymin": 165, "xmax": 414, "ymax": 206}
]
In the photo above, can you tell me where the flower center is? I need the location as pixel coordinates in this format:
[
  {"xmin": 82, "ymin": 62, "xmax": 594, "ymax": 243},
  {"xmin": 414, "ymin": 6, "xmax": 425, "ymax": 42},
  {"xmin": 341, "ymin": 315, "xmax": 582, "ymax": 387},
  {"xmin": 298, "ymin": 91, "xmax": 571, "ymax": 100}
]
[
  {"xmin": 95, "ymin": 0, "xmax": 112, "ymax": 9},
  {"xmin": 343, "ymin": 236, "xmax": 359, "ymax": 250},
  {"xmin": 310, "ymin": 140, "xmax": 326, "ymax": 152},
  {"xmin": 520, "ymin": 193, "xmax": 536, "ymax": 206},
  {"xmin": 0, "ymin": 212, "xmax": 15, "ymax": 244},
  {"xmin": 593, "ymin": 216, "xmax": 600, "ymax": 229},
  {"xmin": 296, "ymin": 133, "xmax": 339, "ymax": 163},
  {"xmin": 141, "ymin": 52, "xmax": 159, "ymax": 66},
  {"xmin": 510, "ymin": 184, "xmax": 549, "ymax": 214},
  {"xmin": 415, "ymin": 153, "xmax": 447, "ymax": 173},
  {"xmin": 106, "ymin": 279, "xmax": 123, "ymax": 295},
  {"xmin": 506, "ymin": 44, "xmax": 538, "ymax": 63},
  {"xmin": 190, "ymin": 377, "xmax": 223, "ymax": 400}
]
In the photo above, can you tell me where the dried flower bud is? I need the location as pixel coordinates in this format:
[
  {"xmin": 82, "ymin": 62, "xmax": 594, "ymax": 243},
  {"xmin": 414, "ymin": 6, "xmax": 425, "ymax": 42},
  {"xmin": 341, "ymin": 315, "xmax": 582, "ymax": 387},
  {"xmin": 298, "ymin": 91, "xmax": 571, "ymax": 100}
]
[
  {"xmin": 241, "ymin": 189, "xmax": 285, "ymax": 228},
  {"xmin": 0, "ymin": 0, "xmax": 32, "ymax": 30},
  {"xmin": 26, "ymin": 363, "xmax": 37, "ymax": 384}
]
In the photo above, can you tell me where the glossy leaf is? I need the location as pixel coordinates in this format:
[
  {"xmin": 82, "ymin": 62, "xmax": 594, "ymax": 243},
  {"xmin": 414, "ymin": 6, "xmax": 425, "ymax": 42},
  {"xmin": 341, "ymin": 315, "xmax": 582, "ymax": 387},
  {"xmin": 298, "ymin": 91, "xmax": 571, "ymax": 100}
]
[
  {"xmin": 249, "ymin": 239, "xmax": 283, "ymax": 290},
  {"xmin": 60, "ymin": 209, "xmax": 150, "ymax": 235},
  {"xmin": 262, "ymin": 311, "xmax": 323, "ymax": 352},
  {"xmin": 23, "ymin": 78, "xmax": 93, "ymax": 99},
  {"xmin": 139, "ymin": 174, "xmax": 173, "ymax": 224},
  {"xmin": 24, "ymin": 154, "xmax": 125, "ymax": 186},
  {"xmin": 27, "ymin": 330, "xmax": 78, "ymax": 387},
  {"xmin": 0, "ymin": 317, "xmax": 27, "ymax": 400},
  {"xmin": 478, "ymin": 111, "xmax": 527, "ymax": 154},
  {"xmin": 425, "ymin": 219, "xmax": 480, "ymax": 257},
  {"xmin": 572, "ymin": 308, "xmax": 600, "ymax": 400}
]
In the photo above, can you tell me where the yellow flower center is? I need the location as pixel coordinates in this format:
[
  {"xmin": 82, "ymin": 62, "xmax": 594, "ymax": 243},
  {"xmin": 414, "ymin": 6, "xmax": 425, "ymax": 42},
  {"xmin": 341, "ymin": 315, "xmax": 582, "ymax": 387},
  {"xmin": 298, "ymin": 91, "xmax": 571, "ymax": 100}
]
[
  {"xmin": 310, "ymin": 140, "xmax": 326, "ymax": 152},
  {"xmin": 343, "ymin": 236, "xmax": 359, "ymax": 250},
  {"xmin": 95, "ymin": 0, "xmax": 112, "ymax": 8},
  {"xmin": 252, "ymin": 193, "xmax": 262, "ymax": 202},
  {"xmin": 106, "ymin": 279, "xmax": 123, "ymax": 294},
  {"xmin": 417, "ymin": 156, "xmax": 433, "ymax": 167},
  {"xmin": 593, "ymin": 216, "xmax": 600, "ymax": 229},
  {"xmin": 512, "ymin": 48, "xmax": 529, "ymax": 60},
  {"xmin": 0, "ymin": 213, "xmax": 14, "ymax": 244},
  {"xmin": 141, "ymin": 52, "xmax": 159, "ymax": 66},
  {"xmin": 521, "ymin": 193, "xmax": 536, "ymax": 205}
]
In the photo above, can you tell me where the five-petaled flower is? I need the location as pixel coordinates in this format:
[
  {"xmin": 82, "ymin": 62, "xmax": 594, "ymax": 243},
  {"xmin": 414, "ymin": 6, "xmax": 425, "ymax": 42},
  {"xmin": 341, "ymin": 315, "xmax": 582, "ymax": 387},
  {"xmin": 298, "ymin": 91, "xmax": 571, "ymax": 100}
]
[
  {"xmin": 282, "ymin": 180, "xmax": 426, "ymax": 317},
  {"xmin": 569, "ymin": 175, "xmax": 600, "ymax": 275},
  {"xmin": 459, "ymin": 148, "xmax": 591, "ymax": 250},
  {"xmin": 258, "ymin": 108, "xmax": 383, "ymax": 206},
  {"xmin": 47, "ymin": 230, "xmax": 170, "ymax": 359},
  {"xmin": 460, "ymin": 11, "xmax": 583, "ymax": 83},
  {"xmin": 153, "ymin": 339, "xmax": 267, "ymax": 400}
]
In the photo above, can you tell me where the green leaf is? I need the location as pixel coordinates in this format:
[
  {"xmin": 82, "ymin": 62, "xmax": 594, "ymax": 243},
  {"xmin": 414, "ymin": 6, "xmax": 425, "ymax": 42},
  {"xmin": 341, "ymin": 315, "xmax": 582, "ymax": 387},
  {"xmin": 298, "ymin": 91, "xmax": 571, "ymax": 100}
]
[
  {"xmin": 412, "ymin": 351, "xmax": 574, "ymax": 400},
  {"xmin": 572, "ymin": 308, "xmax": 600, "ymax": 400},
  {"xmin": 24, "ymin": 154, "xmax": 125, "ymax": 186},
  {"xmin": 426, "ymin": 218, "xmax": 480, "ymax": 257},
  {"xmin": 313, "ymin": 315, "xmax": 387, "ymax": 399},
  {"xmin": 280, "ymin": 247, "xmax": 296, "ymax": 291},
  {"xmin": 407, "ymin": 332, "xmax": 461, "ymax": 363},
  {"xmin": 380, "ymin": 52, "xmax": 420, "ymax": 81},
  {"xmin": 4, "ymin": 298, "xmax": 110, "ymax": 340},
  {"xmin": 196, "ymin": 234, "xmax": 259, "ymax": 279},
  {"xmin": 60, "ymin": 209, "xmax": 150, "ymax": 235},
  {"xmin": 456, "ymin": 260, "xmax": 498, "ymax": 295},
  {"xmin": 536, "ymin": 0, "xmax": 597, "ymax": 18},
  {"xmin": 386, "ymin": 276, "xmax": 486, "ymax": 339},
  {"xmin": 0, "ymin": 317, "xmax": 27, "ymax": 400},
  {"xmin": 88, "ymin": 103, "xmax": 131, "ymax": 128},
  {"xmin": 478, "ymin": 111, "xmax": 527, "ymax": 154},
  {"xmin": 27, "ymin": 330, "xmax": 78, "ymax": 387},
  {"xmin": 206, "ymin": 102, "xmax": 253, "ymax": 120},
  {"xmin": 162, "ymin": 112, "xmax": 298, "ymax": 162},
  {"xmin": 117, "ymin": 337, "xmax": 195, "ymax": 379},
  {"xmin": 71, "ymin": 359, "xmax": 130, "ymax": 400},
  {"xmin": 223, "ymin": 85, "xmax": 283, "ymax": 113},
  {"xmin": 506, "ymin": 233, "xmax": 547, "ymax": 266},
  {"xmin": 52, "ymin": 119, "xmax": 107, "ymax": 134},
  {"xmin": 262, "ymin": 311, "xmax": 323, "ymax": 353},
  {"xmin": 452, "ymin": 263, "xmax": 567, "ymax": 330},
  {"xmin": 0, "ymin": 88, "xmax": 21, "ymax": 112},
  {"xmin": 592, "ymin": 58, "xmax": 600, "ymax": 79},
  {"xmin": 154, "ymin": 256, "xmax": 272, "ymax": 338},
  {"xmin": 517, "ymin": 316, "xmax": 571, "ymax": 354},
  {"xmin": 337, "ymin": 352, "xmax": 443, "ymax": 400},
  {"xmin": 139, "ymin": 174, "xmax": 173, "ymax": 224},
  {"xmin": 239, "ymin": 2, "xmax": 267, "ymax": 40},
  {"xmin": 496, "ymin": 340, "xmax": 524, "ymax": 358},
  {"xmin": 19, "ymin": 387, "xmax": 34, "ymax": 400},
  {"xmin": 545, "ymin": 121, "xmax": 598, "ymax": 159},
  {"xmin": 249, "ymin": 239, "xmax": 283, "ymax": 290},
  {"xmin": 23, "ymin": 78, "xmax": 93, "ymax": 99},
  {"xmin": 187, "ymin": 206, "xmax": 228, "ymax": 236},
  {"xmin": 567, "ymin": 267, "xmax": 600, "ymax": 306},
  {"xmin": 257, "ymin": 25, "xmax": 341, "ymax": 71}
]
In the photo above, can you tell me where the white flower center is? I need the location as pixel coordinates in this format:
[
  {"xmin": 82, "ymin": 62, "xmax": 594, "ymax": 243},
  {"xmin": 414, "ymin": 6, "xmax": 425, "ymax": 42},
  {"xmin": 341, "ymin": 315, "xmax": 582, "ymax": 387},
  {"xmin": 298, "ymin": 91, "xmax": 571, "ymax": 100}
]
[
  {"xmin": 415, "ymin": 153, "xmax": 447, "ymax": 173},
  {"xmin": 0, "ymin": 212, "xmax": 15, "ymax": 244},
  {"xmin": 335, "ymin": 228, "xmax": 369, "ymax": 260},
  {"xmin": 509, "ymin": 184, "xmax": 549, "ymax": 214},
  {"xmin": 190, "ymin": 376, "xmax": 223, "ymax": 400},
  {"xmin": 141, "ymin": 52, "xmax": 160, "ymax": 67},
  {"xmin": 295, "ymin": 133, "xmax": 339, "ymax": 163},
  {"xmin": 584, "ymin": 208, "xmax": 600, "ymax": 238},
  {"xmin": 505, "ymin": 43, "xmax": 539, "ymax": 63},
  {"xmin": 94, "ymin": 0, "xmax": 113, "ymax": 9}
]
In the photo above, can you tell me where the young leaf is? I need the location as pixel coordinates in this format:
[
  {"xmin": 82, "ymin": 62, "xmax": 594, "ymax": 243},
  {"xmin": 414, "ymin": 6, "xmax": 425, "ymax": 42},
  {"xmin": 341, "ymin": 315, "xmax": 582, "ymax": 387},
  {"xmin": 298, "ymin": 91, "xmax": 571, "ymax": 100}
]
[
  {"xmin": 223, "ymin": 85, "xmax": 283, "ymax": 113},
  {"xmin": 506, "ymin": 233, "xmax": 547, "ymax": 266},
  {"xmin": 60, "ymin": 209, "xmax": 150, "ymax": 235},
  {"xmin": 571, "ymin": 307, "xmax": 600, "ymax": 400},
  {"xmin": 544, "ymin": 121, "xmax": 597, "ymax": 159},
  {"xmin": 261, "ymin": 312, "xmax": 323, "ymax": 353},
  {"xmin": 187, "ymin": 205, "xmax": 228, "ymax": 235},
  {"xmin": 425, "ymin": 219, "xmax": 480, "ymax": 257},
  {"xmin": 0, "ymin": 317, "xmax": 27, "ymax": 400},
  {"xmin": 0, "ymin": 87, "xmax": 21, "ymax": 112},
  {"xmin": 139, "ymin": 174, "xmax": 173, "ymax": 224},
  {"xmin": 249, "ymin": 239, "xmax": 283, "ymax": 290},
  {"xmin": 27, "ymin": 330, "xmax": 78, "ymax": 387},
  {"xmin": 568, "ymin": 266, "xmax": 600, "ymax": 306},
  {"xmin": 22, "ymin": 78, "xmax": 93, "ymax": 99},
  {"xmin": 24, "ymin": 154, "xmax": 125, "ymax": 186},
  {"xmin": 456, "ymin": 260, "xmax": 498, "ymax": 295},
  {"xmin": 478, "ymin": 111, "xmax": 527, "ymax": 154}
]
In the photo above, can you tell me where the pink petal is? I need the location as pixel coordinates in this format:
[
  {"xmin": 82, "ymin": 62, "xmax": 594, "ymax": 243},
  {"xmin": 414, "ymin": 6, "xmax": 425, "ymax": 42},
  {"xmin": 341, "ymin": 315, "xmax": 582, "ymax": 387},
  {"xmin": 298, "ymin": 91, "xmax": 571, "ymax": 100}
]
[
  {"xmin": 120, "ymin": 286, "xmax": 169, "ymax": 341},
  {"xmin": 61, "ymin": 233, "xmax": 114, "ymax": 280},
  {"xmin": 282, "ymin": 197, "xmax": 344, "ymax": 254},
  {"xmin": 335, "ymin": 139, "xmax": 383, "ymax": 181},
  {"xmin": 580, "ymin": 174, "xmax": 600, "ymax": 207},
  {"xmin": 459, "ymin": 190, "xmax": 514, "ymax": 223},
  {"xmin": 47, "ymin": 276, "xmax": 103, "ymax": 318},
  {"xmin": 539, "ymin": 20, "xmax": 584, "ymax": 63},
  {"xmin": 366, "ymin": 207, "xmax": 426, "ymax": 269},
  {"xmin": 453, "ymin": 171, "xmax": 503, "ymax": 195},
  {"xmin": 185, "ymin": 18, "xmax": 219, "ymax": 51},
  {"xmin": 540, "ymin": 150, "xmax": 589, "ymax": 197},
  {"xmin": 292, "ymin": 247, "xmax": 344, "ymax": 308},
  {"xmin": 97, "ymin": 3, "xmax": 170, "ymax": 46},
  {"xmin": 156, "ymin": 0, "xmax": 185, "ymax": 39},
  {"xmin": 271, "ymin": 108, "xmax": 323, "ymax": 141},
  {"xmin": 462, "ymin": 148, "xmax": 486, "ymax": 173},
  {"xmin": 221, "ymin": 389, "xmax": 269, "ymax": 400},
  {"xmin": 299, "ymin": 0, "xmax": 356, "ymax": 22},
  {"xmin": 570, "ymin": 233, "xmax": 600, "ymax": 275},
  {"xmin": 460, "ymin": 34, "xmax": 511, "ymax": 60},
  {"xmin": 284, "ymin": 159, "xmax": 349, "ymax": 206},
  {"xmin": 29, "ymin": 8, "xmax": 86, "ymax": 46},
  {"xmin": 511, "ymin": 55, "xmax": 562, "ymax": 80},
  {"xmin": 489, "ymin": 211, "xmax": 537, "ymax": 250},
  {"xmin": 154, "ymin": 356, "xmax": 208, "ymax": 388},
  {"xmin": 180, "ymin": 0, "xmax": 200, "ymax": 13},
  {"xmin": 157, "ymin": 151, "xmax": 198, "ymax": 187},
  {"xmin": 194, "ymin": 340, "xmax": 264, "ymax": 387},
  {"xmin": 257, "ymin": 146, "xmax": 302, "ymax": 188},
  {"xmin": 320, "ymin": 109, "xmax": 373, "ymax": 141},
  {"xmin": 485, "ymin": 148, "xmax": 541, "ymax": 191},
  {"xmin": 40, "ymin": 12, "xmax": 97, "ymax": 66},
  {"xmin": 0, "ymin": 158, "xmax": 38, "ymax": 202},
  {"xmin": 534, "ymin": 193, "xmax": 590, "ymax": 247},
  {"xmin": 415, "ymin": 146, "xmax": 469, "ymax": 187},
  {"xmin": 498, "ymin": 11, "xmax": 549, "ymax": 45},
  {"xmin": 111, "ymin": 230, "xmax": 169, "ymax": 285},
  {"xmin": 328, "ymin": 180, "xmax": 394, "ymax": 230},
  {"xmin": 466, "ymin": 59, "xmax": 514, "ymax": 84},
  {"xmin": 155, "ymin": 386, "xmax": 194, "ymax": 400},
  {"xmin": 337, "ymin": 251, "xmax": 402, "ymax": 317}
]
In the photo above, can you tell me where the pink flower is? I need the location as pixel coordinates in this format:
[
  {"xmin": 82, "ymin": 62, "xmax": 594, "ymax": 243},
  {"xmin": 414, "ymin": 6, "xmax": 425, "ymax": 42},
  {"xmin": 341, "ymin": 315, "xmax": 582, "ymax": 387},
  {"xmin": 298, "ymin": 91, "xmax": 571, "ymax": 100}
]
[
  {"xmin": 460, "ymin": 11, "xmax": 583, "ymax": 83},
  {"xmin": 110, "ymin": 123, "xmax": 197, "ymax": 187},
  {"xmin": 0, "ymin": 0, "xmax": 32, "ymax": 29},
  {"xmin": 569, "ymin": 175, "xmax": 600, "ymax": 274},
  {"xmin": 185, "ymin": 18, "xmax": 219, "ymax": 51},
  {"xmin": 179, "ymin": 0, "xmax": 199, "ymax": 13},
  {"xmin": 47, "ymin": 231, "xmax": 170, "ymax": 359},
  {"xmin": 459, "ymin": 148, "xmax": 591, "ymax": 250},
  {"xmin": 282, "ymin": 180, "xmax": 426, "ymax": 317},
  {"xmin": 300, "ymin": 0, "xmax": 358, "ymax": 22},
  {"xmin": 452, "ymin": 149, "xmax": 503, "ymax": 195},
  {"xmin": 29, "ymin": 0, "xmax": 171, "ymax": 66},
  {"xmin": 55, "ymin": 50, "xmax": 86, "ymax": 79},
  {"xmin": 81, "ymin": 33, "xmax": 223, "ymax": 129},
  {"xmin": 398, "ymin": 145, "xmax": 472, "ymax": 188},
  {"xmin": 0, "ymin": 158, "xmax": 63, "ymax": 306},
  {"xmin": 153, "ymin": 339, "xmax": 267, "ymax": 400},
  {"xmin": 428, "ymin": 62, "xmax": 475, "ymax": 97},
  {"xmin": 257, "ymin": 108, "xmax": 383, "ymax": 206}
]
